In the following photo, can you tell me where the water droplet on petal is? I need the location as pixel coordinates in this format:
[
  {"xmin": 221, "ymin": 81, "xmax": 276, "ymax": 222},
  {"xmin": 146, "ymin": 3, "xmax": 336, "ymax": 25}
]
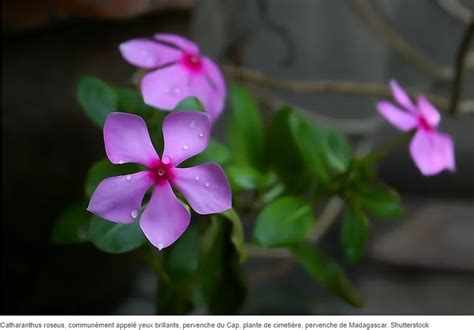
[
  {"xmin": 205, "ymin": 182, "xmax": 210, "ymax": 187},
  {"xmin": 162, "ymin": 156, "xmax": 171, "ymax": 165},
  {"xmin": 195, "ymin": 176, "xmax": 200, "ymax": 181},
  {"xmin": 131, "ymin": 209, "xmax": 138, "ymax": 219},
  {"xmin": 189, "ymin": 120, "xmax": 196, "ymax": 129},
  {"xmin": 182, "ymin": 144, "xmax": 189, "ymax": 150},
  {"xmin": 173, "ymin": 87, "xmax": 181, "ymax": 94},
  {"xmin": 157, "ymin": 243, "xmax": 164, "ymax": 250},
  {"xmin": 198, "ymin": 132, "xmax": 204, "ymax": 138},
  {"xmin": 126, "ymin": 175, "xmax": 132, "ymax": 181}
]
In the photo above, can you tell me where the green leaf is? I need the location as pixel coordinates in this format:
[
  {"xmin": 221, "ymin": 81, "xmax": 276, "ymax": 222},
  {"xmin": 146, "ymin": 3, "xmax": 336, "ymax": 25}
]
[
  {"xmin": 198, "ymin": 218, "xmax": 246, "ymax": 314},
  {"xmin": 77, "ymin": 77, "xmax": 117, "ymax": 127},
  {"xmin": 85, "ymin": 159, "xmax": 141, "ymax": 198},
  {"xmin": 226, "ymin": 163, "xmax": 267, "ymax": 191},
  {"xmin": 341, "ymin": 206, "xmax": 369, "ymax": 263},
  {"xmin": 355, "ymin": 183, "xmax": 403, "ymax": 219},
  {"xmin": 289, "ymin": 113, "xmax": 331, "ymax": 185},
  {"xmin": 174, "ymin": 96, "xmax": 205, "ymax": 112},
  {"xmin": 227, "ymin": 83, "xmax": 264, "ymax": 169},
  {"xmin": 51, "ymin": 202, "xmax": 90, "ymax": 244},
  {"xmin": 115, "ymin": 87, "xmax": 154, "ymax": 115},
  {"xmin": 220, "ymin": 209, "xmax": 247, "ymax": 263},
  {"xmin": 265, "ymin": 107, "xmax": 307, "ymax": 192},
  {"xmin": 253, "ymin": 196, "xmax": 313, "ymax": 247},
  {"xmin": 89, "ymin": 216, "xmax": 146, "ymax": 254},
  {"xmin": 164, "ymin": 226, "xmax": 200, "ymax": 279},
  {"xmin": 291, "ymin": 243, "xmax": 363, "ymax": 307},
  {"xmin": 185, "ymin": 140, "xmax": 231, "ymax": 166},
  {"xmin": 313, "ymin": 124, "xmax": 352, "ymax": 173}
]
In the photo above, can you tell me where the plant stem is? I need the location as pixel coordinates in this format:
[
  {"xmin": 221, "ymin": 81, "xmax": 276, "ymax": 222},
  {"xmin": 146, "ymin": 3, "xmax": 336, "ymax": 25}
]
[{"xmin": 361, "ymin": 132, "xmax": 414, "ymax": 166}]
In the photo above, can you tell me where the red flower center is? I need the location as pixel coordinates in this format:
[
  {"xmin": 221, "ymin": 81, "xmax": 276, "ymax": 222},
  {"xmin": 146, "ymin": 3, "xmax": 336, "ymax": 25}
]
[
  {"xmin": 182, "ymin": 53, "xmax": 203, "ymax": 73},
  {"xmin": 148, "ymin": 156, "xmax": 175, "ymax": 185},
  {"xmin": 418, "ymin": 116, "xmax": 433, "ymax": 132}
]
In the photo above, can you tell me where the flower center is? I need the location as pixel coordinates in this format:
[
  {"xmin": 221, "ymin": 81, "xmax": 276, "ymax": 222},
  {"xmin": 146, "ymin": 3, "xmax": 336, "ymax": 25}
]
[
  {"xmin": 149, "ymin": 157, "xmax": 175, "ymax": 184},
  {"xmin": 182, "ymin": 53, "xmax": 203, "ymax": 73},
  {"xmin": 418, "ymin": 115, "xmax": 433, "ymax": 132}
]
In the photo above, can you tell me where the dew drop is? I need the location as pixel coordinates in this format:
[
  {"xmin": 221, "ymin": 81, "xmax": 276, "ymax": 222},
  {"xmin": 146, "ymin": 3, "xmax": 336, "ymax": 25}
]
[
  {"xmin": 205, "ymin": 182, "xmax": 210, "ymax": 187},
  {"xmin": 189, "ymin": 120, "xmax": 196, "ymax": 129},
  {"xmin": 126, "ymin": 175, "xmax": 132, "ymax": 181},
  {"xmin": 182, "ymin": 144, "xmax": 189, "ymax": 150},
  {"xmin": 173, "ymin": 87, "xmax": 181, "ymax": 94},
  {"xmin": 198, "ymin": 132, "xmax": 204, "ymax": 138},
  {"xmin": 131, "ymin": 209, "xmax": 138, "ymax": 219},
  {"xmin": 162, "ymin": 156, "xmax": 171, "ymax": 165},
  {"xmin": 195, "ymin": 176, "xmax": 200, "ymax": 181}
]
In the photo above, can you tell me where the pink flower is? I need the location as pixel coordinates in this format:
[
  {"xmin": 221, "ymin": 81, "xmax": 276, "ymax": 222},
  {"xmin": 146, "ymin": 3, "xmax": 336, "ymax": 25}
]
[
  {"xmin": 119, "ymin": 33, "xmax": 226, "ymax": 124},
  {"xmin": 87, "ymin": 112, "xmax": 232, "ymax": 250},
  {"xmin": 377, "ymin": 80, "xmax": 455, "ymax": 176}
]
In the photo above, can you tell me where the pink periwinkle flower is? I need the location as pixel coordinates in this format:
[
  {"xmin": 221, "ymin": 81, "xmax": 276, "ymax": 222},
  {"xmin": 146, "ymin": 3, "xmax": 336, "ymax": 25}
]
[
  {"xmin": 377, "ymin": 80, "xmax": 455, "ymax": 176},
  {"xmin": 119, "ymin": 33, "xmax": 226, "ymax": 124},
  {"xmin": 87, "ymin": 111, "xmax": 232, "ymax": 250}
]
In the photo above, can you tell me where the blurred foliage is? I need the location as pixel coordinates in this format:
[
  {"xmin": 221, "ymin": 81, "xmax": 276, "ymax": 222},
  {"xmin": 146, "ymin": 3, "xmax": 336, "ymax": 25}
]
[{"xmin": 53, "ymin": 78, "xmax": 407, "ymax": 313}]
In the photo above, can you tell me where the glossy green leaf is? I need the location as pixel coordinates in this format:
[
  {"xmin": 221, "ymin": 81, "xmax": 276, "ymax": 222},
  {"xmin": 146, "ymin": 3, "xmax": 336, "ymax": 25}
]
[
  {"xmin": 227, "ymin": 84, "xmax": 264, "ymax": 169},
  {"xmin": 185, "ymin": 140, "xmax": 231, "ymax": 167},
  {"xmin": 289, "ymin": 114, "xmax": 330, "ymax": 185},
  {"xmin": 226, "ymin": 163, "xmax": 267, "ymax": 191},
  {"xmin": 265, "ymin": 107, "xmax": 308, "ymax": 192},
  {"xmin": 341, "ymin": 206, "xmax": 369, "ymax": 263},
  {"xmin": 85, "ymin": 159, "xmax": 142, "ymax": 198},
  {"xmin": 198, "ymin": 218, "xmax": 246, "ymax": 314},
  {"xmin": 174, "ymin": 96, "xmax": 205, "ymax": 112},
  {"xmin": 314, "ymin": 124, "xmax": 352, "ymax": 173},
  {"xmin": 77, "ymin": 77, "xmax": 117, "ymax": 127},
  {"xmin": 291, "ymin": 243, "xmax": 363, "ymax": 307},
  {"xmin": 89, "ymin": 216, "xmax": 146, "ymax": 254},
  {"xmin": 51, "ymin": 202, "xmax": 90, "ymax": 244},
  {"xmin": 221, "ymin": 209, "xmax": 247, "ymax": 263},
  {"xmin": 356, "ymin": 183, "xmax": 403, "ymax": 219},
  {"xmin": 164, "ymin": 226, "xmax": 200, "ymax": 279},
  {"xmin": 253, "ymin": 196, "xmax": 313, "ymax": 247}
]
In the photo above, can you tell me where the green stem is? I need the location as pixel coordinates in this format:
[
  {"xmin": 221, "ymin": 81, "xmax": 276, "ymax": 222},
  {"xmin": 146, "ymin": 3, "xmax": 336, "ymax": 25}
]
[
  {"xmin": 361, "ymin": 132, "xmax": 413, "ymax": 166},
  {"xmin": 141, "ymin": 244, "xmax": 169, "ymax": 283}
]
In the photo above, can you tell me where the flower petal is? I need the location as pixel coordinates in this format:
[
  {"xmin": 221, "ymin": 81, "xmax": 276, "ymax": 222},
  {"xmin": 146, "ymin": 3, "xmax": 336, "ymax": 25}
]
[
  {"xmin": 174, "ymin": 163, "xmax": 232, "ymax": 215},
  {"xmin": 377, "ymin": 101, "xmax": 418, "ymax": 132},
  {"xmin": 389, "ymin": 80, "xmax": 416, "ymax": 112},
  {"xmin": 190, "ymin": 57, "xmax": 226, "ymax": 123},
  {"xmin": 141, "ymin": 65, "xmax": 194, "ymax": 110},
  {"xmin": 104, "ymin": 112, "xmax": 159, "ymax": 167},
  {"xmin": 154, "ymin": 33, "xmax": 199, "ymax": 54},
  {"xmin": 139, "ymin": 181, "xmax": 190, "ymax": 250},
  {"xmin": 119, "ymin": 39, "xmax": 181, "ymax": 69},
  {"xmin": 87, "ymin": 171, "xmax": 153, "ymax": 223},
  {"xmin": 409, "ymin": 130, "xmax": 455, "ymax": 176},
  {"xmin": 162, "ymin": 112, "xmax": 210, "ymax": 166},
  {"xmin": 417, "ymin": 96, "xmax": 441, "ymax": 128}
]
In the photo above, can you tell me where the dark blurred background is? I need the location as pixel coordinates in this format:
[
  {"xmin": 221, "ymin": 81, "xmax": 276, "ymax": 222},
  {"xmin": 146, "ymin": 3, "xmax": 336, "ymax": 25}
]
[{"xmin": 2, "ymin": 0, "xmax": 473, "ymax": 314}]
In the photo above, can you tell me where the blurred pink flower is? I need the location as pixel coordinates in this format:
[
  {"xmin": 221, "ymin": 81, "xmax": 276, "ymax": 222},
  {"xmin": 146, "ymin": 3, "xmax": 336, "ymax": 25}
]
[
  {"xmin": 119, "ymin": 34, "xmax": 226, "ymax": 123},
  {"xmin": 87, "ymin": 112, "xmax": 232, "ymax": 250},
  {"xmin": 377, "ymin": 80, "xmax": 455, "ymax": 176}
]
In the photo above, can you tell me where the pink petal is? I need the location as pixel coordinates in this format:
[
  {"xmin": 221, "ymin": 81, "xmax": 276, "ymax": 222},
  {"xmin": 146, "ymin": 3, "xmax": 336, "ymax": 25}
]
[
  {"xmin": 417, "ymin": 96, "xmax": 441, "ymax": 128},
  {"xmin": 162, "ymin": 112, "xmax": 210, "ymax": 166},
  {"xmin": 141, "ymin": 65, "xmax": 194, "ymax": 110},
  {"xmin": 377, "ymin": 101, "xmax": 418, "ymax": 132},
  {"xmin": 87, "ymin": 171, "xmax": 153, "ymax": 223},
  {"xmin": 174, "ymin": 163, "xmax": 232, "ymax": 215},
  {"xmin": 154, "ymin": 33, "xmax": 199, "ymax": 54},
  {"xmin": 139, "ymin": 181, "xmax": 190, "ymax": 250},
  {"xmin": 190, "ymin": 57, "xmax": 226, "ymax": 123},
  {"xmin": 389, "ymin": 80, "xmax": 416, "ymax": 112},
  {"xmin": 409, "ymin": 130, "xmax": 455, "ymax": 176},
  {"xmin": 104, "ymin": 113, "xmax": 159, "ymax": 167},
  {"xmin": 119, "ymin": 39, "xmax": 181, "ymax": 69}
]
